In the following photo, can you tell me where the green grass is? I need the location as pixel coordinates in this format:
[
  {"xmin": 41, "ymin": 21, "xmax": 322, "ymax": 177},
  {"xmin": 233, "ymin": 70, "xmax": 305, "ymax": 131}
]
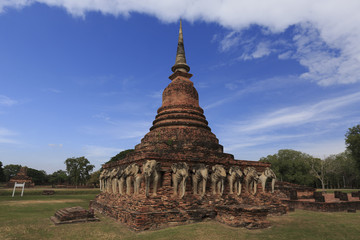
[
  {"xmin": 316, "ymin": 189, "xmax": 360, "ymax": 193},
  {"xmin": 1, "ymin": 189, "xmax": 360, "ymax": 240},
  {"xmin": 0, "ymin": 187, "xmax": 100, "ymax": 196}
]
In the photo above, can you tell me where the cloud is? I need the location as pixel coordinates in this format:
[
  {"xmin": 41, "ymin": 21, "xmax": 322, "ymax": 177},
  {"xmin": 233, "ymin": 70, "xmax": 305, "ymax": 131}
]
[
  {"xmin": 219, "ymin": 31, "xmax": 241, "ymax": 52},
  {"xmin": 82, "ymin": 145, "xmax": 122, "ymax": 159},
  {"xmin": 147, "ymin": 89, "xmax": 163, "ymax": 99},
  {"xmin": 213, "ymin": 90, "xmax": 360, "ymax": 160},
  {"xmin": 0, "ymin": 127, "xmax": 18, "ymax": 144},
  {"xmin": 232, "ymin": 91, "xmax": 360, "ymax": 133},
  {"xmin": 0, "ymin": 95, "xmax": 17, "ymax": 106},
  {"xmin": 48, "ymin": 143, "xmax": 63, "ymax": 148},
  {"xmin": 238, "ymin": 41, "xmax": 273, "ymax": 60},
  {"xmin": 1, "ymin": 1, "xmax": 360, "ymax": 86},
  {"xmin": 205, "ymin": 75, "xmax": 299, "ymax": 110},
  {"xmin": 42, "ymin": 88, "xmax": 62, "ymax": 93}
]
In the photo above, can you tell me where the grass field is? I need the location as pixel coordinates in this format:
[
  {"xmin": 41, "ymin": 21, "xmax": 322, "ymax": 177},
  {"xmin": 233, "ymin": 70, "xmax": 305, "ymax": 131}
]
[{"xmin": 1, "ymin": 188, "xmax": 360, "ymax": 240}]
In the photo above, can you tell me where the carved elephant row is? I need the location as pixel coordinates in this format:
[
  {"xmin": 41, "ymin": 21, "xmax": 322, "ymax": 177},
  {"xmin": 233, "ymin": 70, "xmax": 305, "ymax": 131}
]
[
  {"xmin": 99, "ymin": 161, "xmax": 276, "ymax": 198},
  {"xmin": 171, "ymin": 163, "xmax": 277, "ymax": 198},
  {"xmin": 99, "ymin": 160, "xmax": 160, "ymax": 197}
]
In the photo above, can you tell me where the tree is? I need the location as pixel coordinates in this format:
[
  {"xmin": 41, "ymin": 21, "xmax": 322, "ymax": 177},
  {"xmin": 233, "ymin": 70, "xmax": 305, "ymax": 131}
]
[
  {"xmin": 345, "ymin": 124, "xmax": 360, "ymax": 169},
  {"xmin": 49, "ymin": 170, "xmax": 68, "ymax": 185},
  {"xmin": 65, "ymin": 157, "xmax": 94, "ymax": 187},
  {"xmin": 308, "ymin": 157, "xmax": 329, "ymax": 192},
  {"xmin": 87, "ymin": 170, "xmax": 100, "ymax": 188},
  {"xmin": 3, "ymin": 164, "xmax": 21, "ymax": 182},
  {"xmin": 325, "ymin": 151, "xmax": 360, "ymax": 189},
  {"xmin": 106, "ymin": 149, "xmax": 134, "ymax": 164},
  {"xmin": 27, "ymin": 168, "xmax": 48, "ymax": 185},
  {"xmin": 259, "ymin": 149, "xmax": 317, "ymax": 187},
  {"xmin": 0, "ymin": 161, "xmax": 5, "ymax": 182}
]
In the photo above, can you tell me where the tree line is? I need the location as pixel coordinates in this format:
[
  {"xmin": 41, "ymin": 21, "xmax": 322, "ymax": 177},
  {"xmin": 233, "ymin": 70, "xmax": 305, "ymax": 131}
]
[
  {"xmin": 1, "ymin": 124, "xmax": 359, "ymax": 189},
  {"xmin": 260, "ymin": 124, "xmax": 360, "ymax": 190},
  {"xmin": 0, "ymin": 156, "xmax": 97, "ymax": 187}
]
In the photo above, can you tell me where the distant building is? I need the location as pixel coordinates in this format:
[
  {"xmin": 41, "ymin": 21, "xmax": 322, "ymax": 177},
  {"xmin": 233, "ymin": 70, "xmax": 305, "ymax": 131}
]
[{"xmin": 7, "ymin": 167, "xmax": 34, "ymax": 188}]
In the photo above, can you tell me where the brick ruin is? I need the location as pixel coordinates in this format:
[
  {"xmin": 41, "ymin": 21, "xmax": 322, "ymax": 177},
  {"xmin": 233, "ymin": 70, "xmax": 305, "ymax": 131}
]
[
  {"xmin": 7, "ymin": 166, "xmax": 34, "ymax": 188},
  {"xmin": 90, "ymin": 21, "xmax": 286, "ymax": 231}
]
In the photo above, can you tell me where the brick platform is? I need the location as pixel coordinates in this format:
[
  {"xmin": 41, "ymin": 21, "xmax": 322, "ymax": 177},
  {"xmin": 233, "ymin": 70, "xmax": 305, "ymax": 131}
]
[
  {"xmin": 282, "ymin": 193, "xmax": 360, "ymax": 212},
  {"xmin": 51, "ymin": 206, "xmax": 99, "ymax": 225},
  {"xmin": 91, "ymin": 191, "xmax": 286, "ymax": 231}
]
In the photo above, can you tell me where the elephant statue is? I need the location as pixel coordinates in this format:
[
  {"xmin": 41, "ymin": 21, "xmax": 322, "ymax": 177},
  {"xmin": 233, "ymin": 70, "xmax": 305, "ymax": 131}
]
[
  {"xmin": 142, "ymin": 160, "xmax": 161, "ymax": 197},
  {"xmin": 106, "ymin": 168, "xmax": 117, "ymax": 193},
  {"xmin": 228, "ymin": 166, "xmax": 243, "ymax": 196},
  {"xmin": 258, "ymin": 167, "xmax": 277, "ymax": 193},
  {"xmin": 210, "ymin": 164, "xmax": 226, "ymax": 196},
  {"xmin": 124, "ymin": 163, "xmax": 140, "ymax": 195},
  {"xmin": 243, "ymin": 167, "xmax": 259, "ymax": 195},
  {"xmin": 99, "ymin": 169, "xmax": 109, "ymax": 191},
  {"xmin": 134, "ymin": 170, "xmax": 143, "ymax": 195},
  {"xmin": 192, "ymin": 164, "xmax": 208, "ymax": 197},
  {"xmin": 171, "ymin": 162, "xmax": 189, "ymax": 198},
  {"xmin": 110, "ymin": 167, "xmax": 120, "ymax": 194},
  {"xmin": 115, "ymin": 165, "xmax": 128, "ymax": 195}
]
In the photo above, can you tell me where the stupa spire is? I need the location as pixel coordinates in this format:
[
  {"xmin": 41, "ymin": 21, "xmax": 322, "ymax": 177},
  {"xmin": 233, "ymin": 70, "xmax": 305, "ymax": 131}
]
[{"xmin": 171, "ymin": 19, "xmax": 190, "ymax": 73}]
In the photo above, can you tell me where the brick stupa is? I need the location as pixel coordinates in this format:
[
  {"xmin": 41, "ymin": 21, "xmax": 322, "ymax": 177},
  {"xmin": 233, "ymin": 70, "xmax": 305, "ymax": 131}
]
[
  {"xmin": 91, "ymin": 21, "xmax": 286, "ymax": 231},
  {"xmin": 7, "ymin": 167, "xmax": 34, "ymax": 188}
]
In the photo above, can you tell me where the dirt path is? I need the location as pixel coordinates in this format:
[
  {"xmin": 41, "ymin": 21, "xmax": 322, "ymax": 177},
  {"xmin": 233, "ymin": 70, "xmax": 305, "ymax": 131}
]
[{"xmin": 0, "ymin": 199, "xmax": 83, "ymax": 206}]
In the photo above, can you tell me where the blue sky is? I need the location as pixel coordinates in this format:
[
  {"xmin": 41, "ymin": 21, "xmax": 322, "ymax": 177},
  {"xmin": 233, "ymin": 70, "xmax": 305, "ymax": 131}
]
[{"xmin": 1, "ymin": 1, "xmax": 359, "ymax": 174}]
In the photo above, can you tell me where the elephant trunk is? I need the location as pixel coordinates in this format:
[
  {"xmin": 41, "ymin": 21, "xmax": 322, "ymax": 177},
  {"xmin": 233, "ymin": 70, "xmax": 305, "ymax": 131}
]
[
  {"xmin": 253, "ymin": 180, "xmax": 257, "ymax": 195},
  {"xmin": 271, "ymin": 178, "xmax": 276, "ymax": 193}
]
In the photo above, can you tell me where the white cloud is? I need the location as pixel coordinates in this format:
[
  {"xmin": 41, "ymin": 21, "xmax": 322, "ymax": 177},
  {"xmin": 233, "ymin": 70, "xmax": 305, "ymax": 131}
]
[
  {"xmin": 238, "ymin": 41, "xmax": 273, "ymax": 60},
  {"xmin": 0, "ymin": 95, "xmax": 17, "ymax": 106},
  {"xmin": 0, "ymin": 127, "xmax": 18, "ymax": 144},
  {"xmin": 48, "ymin": 143, "xmax": 63, "ymax": 148},
  {"xmin": 233, "ymin": 91, "xmax": 360, "ymax": 133},
  {"xmin": 205, "ymin": 75, "xmax": 298, "ymax": 110},
  {"xmin": 82, "ymin": 145, "xmax": 122, "ymax": 159},
  {"xmin": 1, "ymin": 1, "xmax": 360, "ymax": 86},
  {"xmin": 219, "ymin": 31, "xmax": 241, "ymax": 52},
  {"xmin": 214, "ymin": 91, "xmax": 360, "ymax": 159},
  {"xmin": 42, "ymin": 88, "xmax": 62, "ymax": 93}
]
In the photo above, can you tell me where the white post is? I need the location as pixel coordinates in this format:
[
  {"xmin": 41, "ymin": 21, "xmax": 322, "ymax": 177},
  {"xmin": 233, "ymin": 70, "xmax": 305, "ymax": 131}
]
[
  {"xmin": 12, "ymin": 182, "xmax": 17, "ymax": 197},
  {"xmin": 12, "ymin": 182, "xmax": 25, "ymax": 197}
]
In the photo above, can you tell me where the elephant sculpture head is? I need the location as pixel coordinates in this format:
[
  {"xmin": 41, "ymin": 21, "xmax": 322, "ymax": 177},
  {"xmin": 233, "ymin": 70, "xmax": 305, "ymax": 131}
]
[
  {"xmin": 171, "ymin": 162, "xmax": 189, "ymax": 198},
  {"xmin": 192, "ymin": 164, "xmax": 208, "ymax": 197},
  {"xmin": 259, "ymin": 167, "xmax": 277, "ymax": 193},
  {"xmin": 228, "ymin": 166, "xmax": 243, "ymax": 195},
  {"xmin": 243, "ymin": 167, "xmax": 259, "ymax": 195},
  {"xmin": 211, "ymin": 164, "xmax": 226, "ymax": 196},
  {"xmin": 142, "ymin": 160, "xmax": 161, "ymax": 197}
]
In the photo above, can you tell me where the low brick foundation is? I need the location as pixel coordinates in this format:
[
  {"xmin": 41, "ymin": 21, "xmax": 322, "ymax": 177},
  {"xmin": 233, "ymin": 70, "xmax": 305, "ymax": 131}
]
[
  {"xmin": 51, "ymin": 206, "xmax": 99, "ymax": 225},
  {"xmin": 282, "ymin": 193, "xmax": 360, "ymax": 212},
  {"xmin": 90, "ymin": 192, "xmax": 286, "ymax": 231}
]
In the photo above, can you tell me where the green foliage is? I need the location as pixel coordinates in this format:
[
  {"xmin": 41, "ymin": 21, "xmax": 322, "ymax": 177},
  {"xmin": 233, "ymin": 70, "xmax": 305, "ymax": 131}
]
[
  {"xmin": 64, "ymin": 157, "xmax": 94, "ymax": 187},
  {"xmin": 27, "ymin": 168, "xmax": 48, "ymax": 185},
  {"xmin": 325, "ymin": 151, "xmax": 360, "ymax": 188},
  {"xmin": 106, "ymin": 149, "xmax": 134, "ymax": 164},
  {"xmin": 260, "ymin": 149, "xmax": 317, "ymax": 187},
  {"xmin": 345, "ymin": 124, "xmax": 360, "ymax": 169},
  {"xmin": 3, "ymin": 164, "xmax": 21, "ymax": 182},
  {"xmin": 0, "ymin": 161, "xmax": 4, "ymax": 182},
  {"xmin": 48, "ymin": 170, "xmax": 68, "ymax": 185},
  {"xmin": 87, "ymin": 170, "xmax": 100, "ymax": 187}
]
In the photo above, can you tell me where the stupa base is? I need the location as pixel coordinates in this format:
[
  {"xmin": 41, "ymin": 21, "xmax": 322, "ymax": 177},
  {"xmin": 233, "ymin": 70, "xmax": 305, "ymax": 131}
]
[{"xmin": 90, "ymin": 192, "xmax": 286, "ymax": 231}]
